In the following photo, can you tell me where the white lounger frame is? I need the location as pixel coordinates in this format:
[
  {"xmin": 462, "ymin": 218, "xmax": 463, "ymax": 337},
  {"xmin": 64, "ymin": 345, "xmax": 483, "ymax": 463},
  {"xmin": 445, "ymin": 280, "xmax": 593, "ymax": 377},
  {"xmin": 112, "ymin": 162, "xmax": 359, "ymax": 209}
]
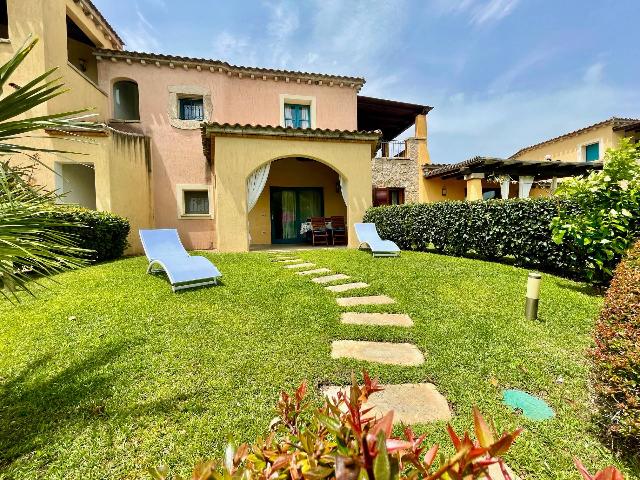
[{"xmin": 147, "ymin": 260, "xmax": 219, "ymax": 292}]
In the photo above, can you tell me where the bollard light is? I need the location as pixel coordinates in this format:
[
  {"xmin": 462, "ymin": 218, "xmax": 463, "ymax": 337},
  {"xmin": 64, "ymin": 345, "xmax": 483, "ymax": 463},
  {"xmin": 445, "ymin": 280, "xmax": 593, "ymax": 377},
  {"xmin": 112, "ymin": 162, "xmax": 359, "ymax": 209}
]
[{"xmin": 525, "ymin": 272, "xmax": 541, "ymax": 320}]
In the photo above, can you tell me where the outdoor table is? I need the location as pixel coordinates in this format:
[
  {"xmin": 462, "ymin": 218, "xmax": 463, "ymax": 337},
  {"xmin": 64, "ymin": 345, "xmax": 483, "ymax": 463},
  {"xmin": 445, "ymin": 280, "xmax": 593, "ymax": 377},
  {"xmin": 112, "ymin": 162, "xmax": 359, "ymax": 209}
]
[{"xmin": 299, "ymin": 221, "xmax": 332, "ymax": 235}]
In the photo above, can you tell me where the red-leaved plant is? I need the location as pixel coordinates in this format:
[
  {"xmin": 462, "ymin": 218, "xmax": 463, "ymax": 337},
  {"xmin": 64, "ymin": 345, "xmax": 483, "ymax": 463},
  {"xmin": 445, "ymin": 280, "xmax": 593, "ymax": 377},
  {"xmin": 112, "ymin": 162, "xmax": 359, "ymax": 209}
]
[{"xmin": 150, "ymin": 372, "xmax": 524, "ymax": 479}]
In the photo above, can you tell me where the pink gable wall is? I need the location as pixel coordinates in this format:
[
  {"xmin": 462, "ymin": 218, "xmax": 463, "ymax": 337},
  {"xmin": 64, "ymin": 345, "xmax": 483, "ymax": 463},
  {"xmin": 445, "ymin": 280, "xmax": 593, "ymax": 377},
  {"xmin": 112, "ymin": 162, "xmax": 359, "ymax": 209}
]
[{"xmin": 96, "ymin": 60, "xmax": 358, "ymax": 249}]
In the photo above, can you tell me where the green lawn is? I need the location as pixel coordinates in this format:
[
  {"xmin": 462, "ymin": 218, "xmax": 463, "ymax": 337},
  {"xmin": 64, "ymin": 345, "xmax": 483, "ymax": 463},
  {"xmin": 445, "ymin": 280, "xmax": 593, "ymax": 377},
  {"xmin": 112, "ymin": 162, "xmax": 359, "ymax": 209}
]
[{"xmin": 0, "ymin": 249, "xmax": 634, "ymax": 479}]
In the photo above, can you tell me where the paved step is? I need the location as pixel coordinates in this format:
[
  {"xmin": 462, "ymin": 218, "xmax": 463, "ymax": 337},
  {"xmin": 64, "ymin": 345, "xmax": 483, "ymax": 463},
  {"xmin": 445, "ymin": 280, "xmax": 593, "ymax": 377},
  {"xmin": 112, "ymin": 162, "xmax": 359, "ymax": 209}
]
[
  {"xmin": 336, "ymin": 295, "xmax": 395, "ymax": 306},
  {"xmin": 266, "ymin": 250, "xmax": 292, "ymax": 253},
  {"xmin": 272, "ymin": 258, "xmax": 303, "ymax": 263},
  {"xmin": 296, "ymin": 268, "xmax": 331, "ymax": 276},
  {"xmin": 331, "ymin": 340, "xmax": 424, "ymax": 366},
  {"xmin": 340, "ymin": 312, "xmax": 413, "ymax": 327},
  {"xmin": 312, "ymin": 274, "xmax": 350, "ymax": 284},
  {"xmin": 284, "ymin": 262, "xmax": 315, "ymax": 269},
  {"xmin": 322, "ymin": 383, "xmax": 451, "ymax": 424},
  {"xmin": 326, "ymin": 282, "xmax": 369, "ymax": 293}
]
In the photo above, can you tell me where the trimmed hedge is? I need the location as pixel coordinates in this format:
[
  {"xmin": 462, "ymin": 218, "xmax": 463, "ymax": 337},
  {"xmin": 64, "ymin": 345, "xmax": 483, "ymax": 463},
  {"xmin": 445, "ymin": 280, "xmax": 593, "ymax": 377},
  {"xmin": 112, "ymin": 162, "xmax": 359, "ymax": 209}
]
[
  {"xmin": 44, "ymin": 207, "xmax": 130, "ymax": 262},
  {"xmin": 592, "ymin": 240, "xmax": 640, "ymax": 452},
  {"xmin": 362, "ymin": 198, "xmax": 586, "ymax": 277}
]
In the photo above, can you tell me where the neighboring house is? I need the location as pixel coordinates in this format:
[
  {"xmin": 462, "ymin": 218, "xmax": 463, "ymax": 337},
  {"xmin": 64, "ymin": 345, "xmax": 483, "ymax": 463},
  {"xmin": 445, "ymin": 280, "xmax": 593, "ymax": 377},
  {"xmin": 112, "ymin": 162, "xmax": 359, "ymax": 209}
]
[
  {"xmin": 510, "ymin": 117, "xmax": 640, "ymax": 163},
  {"xmin": 416, "ymin": 117, "xmax": 640, "ymax": 203},
  {"xmin": 2, "ymin": 0, "xmax": 432, "ymax": 253}
]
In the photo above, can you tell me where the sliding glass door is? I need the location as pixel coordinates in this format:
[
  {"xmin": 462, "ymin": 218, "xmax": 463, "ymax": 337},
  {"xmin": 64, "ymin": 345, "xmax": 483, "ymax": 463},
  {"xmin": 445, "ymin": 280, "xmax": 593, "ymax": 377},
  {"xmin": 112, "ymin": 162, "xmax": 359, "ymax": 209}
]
[{"xmin": 270, "ymin": 187, "xmax": 323, "ymax": 243}]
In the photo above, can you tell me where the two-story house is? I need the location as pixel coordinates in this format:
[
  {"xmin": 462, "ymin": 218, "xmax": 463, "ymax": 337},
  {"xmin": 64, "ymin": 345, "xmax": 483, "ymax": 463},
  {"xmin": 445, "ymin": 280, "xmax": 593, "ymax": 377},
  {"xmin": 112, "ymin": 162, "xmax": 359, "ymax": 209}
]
[{"xmin": 2, "ymin": 0, "xmax": 432, "ymax": 253}]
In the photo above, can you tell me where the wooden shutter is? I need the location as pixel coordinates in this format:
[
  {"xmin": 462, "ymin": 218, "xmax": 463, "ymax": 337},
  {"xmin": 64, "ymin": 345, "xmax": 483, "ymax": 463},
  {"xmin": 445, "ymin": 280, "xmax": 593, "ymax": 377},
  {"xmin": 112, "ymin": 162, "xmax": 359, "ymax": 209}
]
[{"xmin": 373, "ymin": 187, "xmax": 390, "ymax": 206}]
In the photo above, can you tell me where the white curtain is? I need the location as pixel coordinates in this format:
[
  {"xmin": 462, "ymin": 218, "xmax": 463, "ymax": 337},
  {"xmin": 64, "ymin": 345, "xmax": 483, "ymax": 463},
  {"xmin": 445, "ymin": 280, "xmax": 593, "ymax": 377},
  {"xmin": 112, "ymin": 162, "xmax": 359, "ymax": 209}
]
[
  {"xmin": 339, "ymin": 175, "xmax": 348, "ymax": 206},
  {"xmin": 518, "ymin": 175, "xmax": 534, "ymax": 198},
  {"xmin": 299, "ymin": 106, "xmax": 310, "ymax": 128},
  {"xmin": 284, "ymin": 104, "xmax": 294, "ymax": 127},
  {"xmin": 500, "ymin": 176, "xmax": 510, "ymax": 199},
  {"xmin": 247, "ymin": 163, "xmax": 271, "ymax": 212}
]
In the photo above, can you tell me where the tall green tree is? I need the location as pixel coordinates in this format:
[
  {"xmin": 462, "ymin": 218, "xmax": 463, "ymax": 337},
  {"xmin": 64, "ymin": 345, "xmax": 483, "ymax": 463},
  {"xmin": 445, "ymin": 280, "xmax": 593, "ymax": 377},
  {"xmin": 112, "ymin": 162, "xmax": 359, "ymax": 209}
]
[
  {"xmin": 552, "ymin": 138, "xmax": 640, "ymax": 283},
  {"xmin": 0, "ymin": 37, "xmax": 99, "ymax": 300}
]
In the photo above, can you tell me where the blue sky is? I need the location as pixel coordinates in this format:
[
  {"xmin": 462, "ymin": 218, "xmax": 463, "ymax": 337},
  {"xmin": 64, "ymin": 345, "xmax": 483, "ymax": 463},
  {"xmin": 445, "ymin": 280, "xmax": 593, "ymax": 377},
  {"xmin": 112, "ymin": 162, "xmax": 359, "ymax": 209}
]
[{"xmin": 94, "ymin": 0, "xmax": 639, "ymax": 163}]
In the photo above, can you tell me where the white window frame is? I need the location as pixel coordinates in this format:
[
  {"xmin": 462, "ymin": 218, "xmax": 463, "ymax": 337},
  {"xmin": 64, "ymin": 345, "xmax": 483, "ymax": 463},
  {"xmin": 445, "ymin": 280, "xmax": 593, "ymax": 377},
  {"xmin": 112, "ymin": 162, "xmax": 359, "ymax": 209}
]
[
  {"xmin": 176, "ymin": 184, "xmax": 213, "ymax": 219},
  {"xmin": 279, "ymin": 94, "xmax": 316, "ymax": 129},
  {"xmin": 577, "ymin": 138, "xmax": 602, "ymax": 162}
]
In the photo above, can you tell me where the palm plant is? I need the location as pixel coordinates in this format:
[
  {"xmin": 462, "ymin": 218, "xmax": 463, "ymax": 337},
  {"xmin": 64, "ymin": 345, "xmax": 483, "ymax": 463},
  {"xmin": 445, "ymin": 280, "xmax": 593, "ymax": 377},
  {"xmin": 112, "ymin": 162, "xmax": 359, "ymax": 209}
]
[{"xmin": 0, "ymin": 36, "xmax": 100, "ymax": 300}]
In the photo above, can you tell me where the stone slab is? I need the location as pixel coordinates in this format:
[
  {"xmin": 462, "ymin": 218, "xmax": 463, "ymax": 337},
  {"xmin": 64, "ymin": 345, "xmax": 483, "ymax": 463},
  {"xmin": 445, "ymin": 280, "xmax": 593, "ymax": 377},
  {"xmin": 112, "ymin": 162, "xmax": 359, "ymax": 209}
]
[
  {"xmin": 336, "ymin": 295, "xmax": 395, "ymax": 306},
  {"xmin": 340, "ymin": 312, "xmax": 413, "ymax": 327},
  {"xmin": 266, "ymin": 250, "xmax": 292, "ymax": 253},
  {"xmin": 487, "ymin": 463, "xmax": 520, "ymax": 480},
  {"xmin": 326, "ymin": 282, "xmax": 369, "ymax": 293},
  {"xmin": 272, "ymin": 258, "xmax": 303, "ymax": 263},
  {"xmin": 284, "ymin": 262, "xmax": 315, "ymax": 269},
  {"xmin": 296, "ymin": 268, "xmax": 331, "ymax": 276},
  {"xmin": 322, "ymin": 383, "xmax": 450, "ymax": 424},
  {"xmin": 312, "ymin": 274, "xmax": 350, "ymax": 284},
  {"xmin": 331, "ymin": 340, "xmax": 424, "ymax": 366}
]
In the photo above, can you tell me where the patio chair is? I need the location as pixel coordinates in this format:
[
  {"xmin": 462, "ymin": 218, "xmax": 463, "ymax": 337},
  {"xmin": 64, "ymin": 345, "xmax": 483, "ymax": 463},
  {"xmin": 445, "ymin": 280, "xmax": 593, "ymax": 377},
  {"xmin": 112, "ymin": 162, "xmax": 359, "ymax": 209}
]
[
  {"xmin": 139, "ymin": 229, "xmax": 222, "ymax": 292},
  {"xmin": 330, "ymin": 216, "xmax": 347, "ymax": 245},
  {"xmin": 354, "ymin": 223, "xmax": 400, "ymax": 257},
  {"xmin": 310, "ymin": 216, "xmax": 329, "ymax": 246}
]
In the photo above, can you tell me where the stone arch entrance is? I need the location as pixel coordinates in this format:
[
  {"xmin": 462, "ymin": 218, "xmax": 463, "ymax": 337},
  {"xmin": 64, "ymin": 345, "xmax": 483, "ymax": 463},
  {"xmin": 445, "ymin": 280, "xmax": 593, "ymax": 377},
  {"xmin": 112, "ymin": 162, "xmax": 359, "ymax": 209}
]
[{"xmin": 248, "ymin": 157, "xmax": 347, "ymax": 245}]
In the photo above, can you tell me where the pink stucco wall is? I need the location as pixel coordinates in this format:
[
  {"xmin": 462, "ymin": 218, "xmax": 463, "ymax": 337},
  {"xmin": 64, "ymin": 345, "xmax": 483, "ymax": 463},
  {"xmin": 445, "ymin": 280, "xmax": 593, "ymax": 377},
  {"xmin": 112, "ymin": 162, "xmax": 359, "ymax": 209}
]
[{"xmin": 97, "ymin": 60, "xmax": 358, "ymax": 249}]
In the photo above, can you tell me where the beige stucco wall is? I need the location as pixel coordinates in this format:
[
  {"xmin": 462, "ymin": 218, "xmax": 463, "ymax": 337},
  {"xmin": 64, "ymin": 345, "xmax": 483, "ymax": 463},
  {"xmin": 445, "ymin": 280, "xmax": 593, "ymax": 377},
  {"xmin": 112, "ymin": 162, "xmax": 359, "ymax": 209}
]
[
  {"xmin": 249, "ymin": 157, "xmax": 347, "ymax": 244},
  {"xmin": 511, "ymin": 124, "xmax": 620, "ymax": 162},
  {"xmin": 422, "ymin": 178, "xmax": 466, "ymax": 202},
  {"xmin": 212, "ymin": 135, "xmax": 373, "ymax": 252}
]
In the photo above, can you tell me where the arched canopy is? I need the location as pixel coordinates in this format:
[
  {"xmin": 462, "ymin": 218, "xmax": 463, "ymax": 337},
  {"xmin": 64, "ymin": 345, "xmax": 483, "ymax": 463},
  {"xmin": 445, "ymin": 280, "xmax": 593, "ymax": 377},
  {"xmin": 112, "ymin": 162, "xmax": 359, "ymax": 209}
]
[{"xmin": 113, "ymin": 80, "xmax": 140, "ymax": 121}]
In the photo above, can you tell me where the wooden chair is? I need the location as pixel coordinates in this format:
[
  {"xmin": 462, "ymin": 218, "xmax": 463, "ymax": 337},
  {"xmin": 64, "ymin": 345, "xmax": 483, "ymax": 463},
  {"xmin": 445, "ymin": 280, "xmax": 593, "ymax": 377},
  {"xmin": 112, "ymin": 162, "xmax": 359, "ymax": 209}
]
[
  {"xmin": 310, "ymin": 216, "xmax": 328, "ymax": 246},
  {"xmin": 330, "ymin": 216, "xmax": 347, "ymax": 245}
]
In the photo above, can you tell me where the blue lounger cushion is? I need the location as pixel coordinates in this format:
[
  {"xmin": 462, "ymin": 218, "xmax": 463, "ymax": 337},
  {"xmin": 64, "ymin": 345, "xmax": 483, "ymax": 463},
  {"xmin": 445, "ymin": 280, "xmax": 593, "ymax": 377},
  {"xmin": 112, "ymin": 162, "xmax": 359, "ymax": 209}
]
[
  {"xmin": 354, "ymin": 223, "xmax": 400, "ymax": 257},
  {"xmin": 139, "ymin": 229, "xmax": 221, "ymax": 291}
]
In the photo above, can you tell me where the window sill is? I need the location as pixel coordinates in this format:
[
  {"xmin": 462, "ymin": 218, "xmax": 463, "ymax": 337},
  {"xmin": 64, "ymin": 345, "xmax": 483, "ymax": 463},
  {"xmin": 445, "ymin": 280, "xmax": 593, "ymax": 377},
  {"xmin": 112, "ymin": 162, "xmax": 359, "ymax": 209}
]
[
  {"xmin": 0, "ymin": 38, "xmax": 10, "ymax": 44},
  {"xmin": 169, "ymin": 118, "xmax": 203, "ymax": 130},
  {"xmin": 110, "ymin": 118, "xmax": 141, "ymax": 123},
  {"xmin": 179, "ymin": 214, "xmax": 213, "ymax": 220}
]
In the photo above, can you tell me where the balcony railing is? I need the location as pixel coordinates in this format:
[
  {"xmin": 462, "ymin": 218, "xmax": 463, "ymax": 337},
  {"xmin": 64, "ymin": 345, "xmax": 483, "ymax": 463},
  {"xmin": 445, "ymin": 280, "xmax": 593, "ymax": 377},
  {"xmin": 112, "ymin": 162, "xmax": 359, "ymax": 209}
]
[{"xmin": 375, "ymin": 140, "xmax": 407, "ymax": 158}]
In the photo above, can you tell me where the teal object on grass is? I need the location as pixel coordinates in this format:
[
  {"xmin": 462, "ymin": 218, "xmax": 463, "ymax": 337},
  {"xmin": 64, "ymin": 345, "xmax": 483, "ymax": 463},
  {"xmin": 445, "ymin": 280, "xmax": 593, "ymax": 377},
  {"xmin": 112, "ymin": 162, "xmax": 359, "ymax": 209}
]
[{"xmin": 503, "ymin": 389, "xmax": 554, "ymax": 421}]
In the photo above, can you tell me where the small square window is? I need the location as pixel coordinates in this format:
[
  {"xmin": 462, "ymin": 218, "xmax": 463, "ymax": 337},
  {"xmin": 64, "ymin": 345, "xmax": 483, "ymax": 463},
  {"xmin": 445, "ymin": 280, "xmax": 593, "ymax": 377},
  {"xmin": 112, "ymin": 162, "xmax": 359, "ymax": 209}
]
[
  {"xmin": 179, "ymin": 97, "xmax": 204, "ymax": 121},
  {"xmin": 284, "ymin": 103, "xmax": 311, "ymax": 128},
  {"xmin": 585, "ymin": 142, "xmax": 599, "ymax": 162},
  {"xmin": 184, "ymin": 190, "xmax": 209, "ymax": 215}
]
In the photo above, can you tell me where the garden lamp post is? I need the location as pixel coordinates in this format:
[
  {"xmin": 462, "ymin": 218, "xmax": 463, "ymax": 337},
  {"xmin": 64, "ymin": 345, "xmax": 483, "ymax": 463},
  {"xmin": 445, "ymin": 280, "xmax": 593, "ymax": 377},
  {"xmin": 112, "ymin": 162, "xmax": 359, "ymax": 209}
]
[{"xmin": 525, "ymin": 272, "xmax": 541, "ymax": 320}]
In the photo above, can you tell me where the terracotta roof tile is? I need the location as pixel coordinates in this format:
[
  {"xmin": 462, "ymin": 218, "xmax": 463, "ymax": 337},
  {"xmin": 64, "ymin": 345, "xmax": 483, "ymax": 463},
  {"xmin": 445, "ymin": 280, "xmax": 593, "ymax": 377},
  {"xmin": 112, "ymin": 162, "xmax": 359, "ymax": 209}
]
[
  {"xmin": 93, "ymin": 49, "xmax": 365, "ymax": 87},
  {"xmin": 74, "ymin": 0, "xmax": 124, "ymax": 47}
]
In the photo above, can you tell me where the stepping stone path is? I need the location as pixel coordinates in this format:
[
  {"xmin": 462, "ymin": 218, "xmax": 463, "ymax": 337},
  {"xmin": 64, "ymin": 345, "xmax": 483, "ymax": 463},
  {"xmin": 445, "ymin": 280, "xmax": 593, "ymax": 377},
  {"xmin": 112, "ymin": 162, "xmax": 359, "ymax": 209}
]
[
  {"xmin": 341, "ymin": 312, "xmax": 413, "ymax": 327},
  {"xmin": 272, "ymin": 258, "xmax": 303, "ymax": 263},
  {"xmin": 331, "ymin": 340, "xmax": 424, "ymax": 366},
  {"xmin": 312, "ymin": 274, "xmax": 350, "ymax": 284},
  {"xmin": 296, "ymin": 268, "xmax": 331, "ymax": 276},
  {"xmin": 325, "ymin": 282, "xmax": 369, "ymax": 293},
  {"xmin": 284, "ymin": 262, "xmax": 315, "ymax": 269},
  {"xmin": 268, "ymin": 252, "xmax": 457, "ymax": 433},
  {"xmin": 322, "ymin": 383, "xmax": 450, "ymax": 424},
  {"xmin": 336, "ymin": 295, "xmax": 395, "ymax": 306}
]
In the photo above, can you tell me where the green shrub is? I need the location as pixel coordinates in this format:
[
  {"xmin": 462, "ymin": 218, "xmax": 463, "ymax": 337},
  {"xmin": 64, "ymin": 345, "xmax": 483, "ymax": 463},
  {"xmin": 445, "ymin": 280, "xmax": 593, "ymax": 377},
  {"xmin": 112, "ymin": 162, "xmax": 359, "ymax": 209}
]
[
  {"xmin": 363, "ymin": 198, "xmax": 585, "ymax": 278},
  {"xmin": 44, "ymin": 207, "xmax": 130, "ymax": 262},
  {"xmin": 591, "ymin": 240, "xmax": 640, "ymax": 453},
  {"xmin": 552, "ymin": 138, "xmax": 640, "ymax": 284}
]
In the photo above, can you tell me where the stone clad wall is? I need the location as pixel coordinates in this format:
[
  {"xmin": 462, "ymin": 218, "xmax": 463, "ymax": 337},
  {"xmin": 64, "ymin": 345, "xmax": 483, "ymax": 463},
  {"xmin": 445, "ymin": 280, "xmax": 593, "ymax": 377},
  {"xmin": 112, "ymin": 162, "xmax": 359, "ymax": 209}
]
[{"xmin": 371, "ymin": 138, "xmax": 421, "ymax": 203}]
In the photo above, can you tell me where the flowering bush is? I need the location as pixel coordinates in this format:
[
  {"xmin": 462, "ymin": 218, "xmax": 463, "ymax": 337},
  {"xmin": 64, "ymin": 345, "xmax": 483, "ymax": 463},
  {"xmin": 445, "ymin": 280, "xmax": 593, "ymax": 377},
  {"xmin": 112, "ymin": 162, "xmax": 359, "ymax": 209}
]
[
  {"xmin": 591, "ymin": 240, "xmax": 640, "ymax": 453},
  {"xmin": 149, "ymin": 373, "xmax": 523, "ymax": 479},
  {"xmin": 551, "ymin": 138, "xmax": 640, "ymax": 283}
]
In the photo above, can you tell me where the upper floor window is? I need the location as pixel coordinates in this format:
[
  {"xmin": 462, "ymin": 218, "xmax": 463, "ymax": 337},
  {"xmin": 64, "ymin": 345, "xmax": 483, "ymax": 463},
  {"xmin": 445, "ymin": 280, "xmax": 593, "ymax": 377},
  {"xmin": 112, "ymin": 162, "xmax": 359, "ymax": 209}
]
[
  {"xmin": 585, "ymin": 142, "xmax": 599, "ymax": 162},
  {"xmin": 179, "ymin": 97, "xmax": 204, "ymax": 121},
  {"xmin": 0, "ymin": 0, "xmax": 8, "ymax": 39},
  {"xmin": 284, "ymin": 103, "xmax": 311, "ymax": 129},
  {"xmin": 113, "ymin": 80, "xmax": 140, "ymax": 121}
]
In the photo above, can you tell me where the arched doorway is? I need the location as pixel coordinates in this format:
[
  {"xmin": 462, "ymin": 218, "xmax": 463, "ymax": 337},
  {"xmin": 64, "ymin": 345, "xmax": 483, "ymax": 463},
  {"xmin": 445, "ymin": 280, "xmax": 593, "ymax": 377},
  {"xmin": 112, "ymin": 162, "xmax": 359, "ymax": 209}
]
[{"xmin": 248, "ymin": 157, "xmax": 347, "ymax": 245}]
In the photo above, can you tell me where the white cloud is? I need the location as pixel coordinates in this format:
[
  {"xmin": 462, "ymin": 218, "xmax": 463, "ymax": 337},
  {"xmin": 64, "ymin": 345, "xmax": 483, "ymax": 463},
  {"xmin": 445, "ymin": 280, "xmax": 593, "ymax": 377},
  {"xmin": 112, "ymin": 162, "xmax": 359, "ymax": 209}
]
[
  {"xmin": 470, "ymin": 0, "xmax": 520, "ymax": 26},
  {"xmin": 210, "ymin": 31, "xmax": 256, "ymax": 66},
  {"xmin": 428, "ymin": 78, "xmax": 639, "ymax": 163},
  {"xmin": 583, "ymin": 62, "xmax": 605, "ymax": 84},
  {"xmin": 488, "ymin": 48, "xmax": 552, "ymax": 93},
  {"xmin": 121, "ymin": 8, "xmax": 160, "ymax": 52}
]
